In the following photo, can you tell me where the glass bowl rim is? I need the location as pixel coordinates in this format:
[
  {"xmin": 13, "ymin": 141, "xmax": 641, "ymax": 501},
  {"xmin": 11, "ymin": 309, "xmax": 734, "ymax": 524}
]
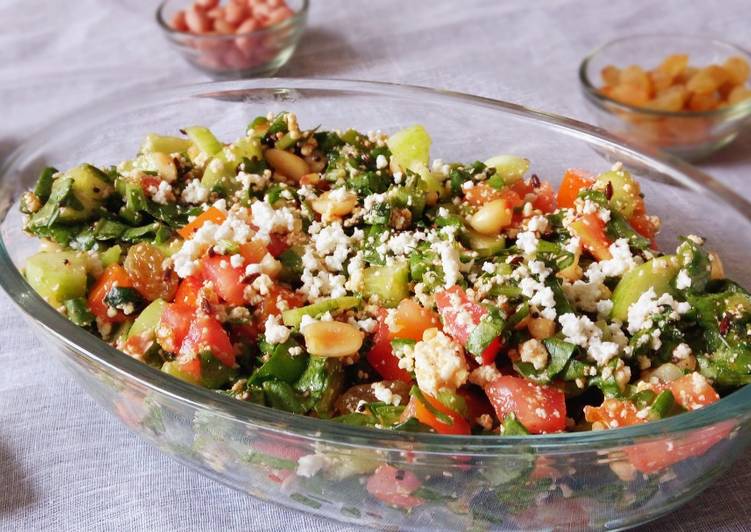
[
  {"xmin": 155, "ymin": 0, "xmax": 309, "ymax": 39},
  {"xmin": 3, "ymin": 77, "xmax": 751, "ymax": 452},
  {"xmin": 579, "ymin": 33, "xmax": 751, "ymax": 118}
]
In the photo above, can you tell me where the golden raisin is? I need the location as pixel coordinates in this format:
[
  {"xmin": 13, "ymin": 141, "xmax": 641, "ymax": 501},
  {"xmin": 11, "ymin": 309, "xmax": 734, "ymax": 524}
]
[{"xmin": 124, "ymin": 242, "xmax": 178, "ymax": 302}]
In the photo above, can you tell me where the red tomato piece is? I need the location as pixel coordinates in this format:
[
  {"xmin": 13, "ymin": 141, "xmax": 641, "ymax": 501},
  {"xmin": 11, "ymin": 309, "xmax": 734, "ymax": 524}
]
[
  {"xmin": 669, "ymin": 372, "xmax": 720, "ymax": 411},
  {"xmin": 531, "ymin": 181, "xmax": 556, "ymax": 213},
  {"xmin": 434, "ymin": 286, "xmax": 487, "ymax": 347},
  {"xmin": 174, "ymin": 276, "xmax": 203, "ymax": 308},
  {"xmin": 557, "ymin": 168, "xmax": 594, "ymax": 209},
  {"xmin": 87, "ymin": 264, "xmax": 133, "ymax": 323},
  {"xmin": 255, "ymin": 285, "xmax": 305, "ymax": 323},
  {"xmin": 180, "ymin": 315, "xmax": 236, "ymax": 367},
  {"xmin": 413, "ymin": 393, "xmax": 471, "ymax": 435},
  {"xmin": 367, "ymin": 309, "xmax": 413, "ymax": 382},
  {"xmin": 391, "ymin": 299, "xmax": 440, "ymax": 341},
  {"xmin": 464, "ymin": 182, "xmax": 504, "ymax": 206},
  {"xmin": 584, "ymin": 398, "xmax": 645, "ymax": 429},
  {"xmin": 201, "ymin": 255, "xmax": 248, "ymax": 306},
  {"xmin": 156, "ymin": 303, "xmax": 194, "ymax": 353},
  {"xmin": 266, "ymin": 234, "xmax": 289, "ymax": 257},
  {"xmin": 485, "ymin": 375, "xmax": 567, "ymax": 434},
  {"xmin": 481, "ymin": 336, "xmax": 503, "ymax": 365},
  {"xmin": 366, "ymin": 465, "xmax": 424, "ymax": 509},
  {"xmin": 178, "ymin": 206, "xmax": 227, "ymax": 240},
  {"xmin": 570, "ymin": 213, "xmax": 612, "ymax": 261}
]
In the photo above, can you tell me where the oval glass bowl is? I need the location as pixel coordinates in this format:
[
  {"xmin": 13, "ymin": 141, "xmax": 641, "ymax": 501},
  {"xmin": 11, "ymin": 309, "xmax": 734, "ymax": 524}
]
[
  {"xmin": 156, "ymin": 0, "xmax": 308, "ymax": 79},
  {"xmin": 580, "ymin": 34, "xmax": 751, "ymax": 161},
  {"xmin": 3, "ymin": 79, "xmax": 751, "ymax": 530}
]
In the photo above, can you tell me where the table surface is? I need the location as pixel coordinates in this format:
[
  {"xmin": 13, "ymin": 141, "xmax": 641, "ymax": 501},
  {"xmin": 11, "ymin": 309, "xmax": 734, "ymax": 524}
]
[{"xmin": 2, "ymin": 0, "xmax": 751, "ymax": 530}]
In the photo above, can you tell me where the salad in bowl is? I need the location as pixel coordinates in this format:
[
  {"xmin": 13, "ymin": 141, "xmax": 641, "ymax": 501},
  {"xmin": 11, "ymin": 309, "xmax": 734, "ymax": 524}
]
[{"xmin": 18, "ymin": 111, "xmax": 750, "ymax": 441}]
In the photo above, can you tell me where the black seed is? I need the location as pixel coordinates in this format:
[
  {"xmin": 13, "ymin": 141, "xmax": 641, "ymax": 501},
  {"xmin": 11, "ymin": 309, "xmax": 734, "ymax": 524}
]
[
  {"xmin": 530, "ymin": 174, "xmax": 541, "ymax": 188},
  {"xmin": 395, "ymin": 469, "xmax": 406, "ymax": 481},
  {"xmin": 605, "ymin": 181, "xmax": 614, "ymax": 200}
]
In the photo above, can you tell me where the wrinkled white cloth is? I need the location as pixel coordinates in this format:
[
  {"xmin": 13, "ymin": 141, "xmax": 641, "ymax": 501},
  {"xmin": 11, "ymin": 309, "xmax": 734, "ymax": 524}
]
[{"xmin": 2, "ymin": 0, "xmax": 751, "ymax": 530}]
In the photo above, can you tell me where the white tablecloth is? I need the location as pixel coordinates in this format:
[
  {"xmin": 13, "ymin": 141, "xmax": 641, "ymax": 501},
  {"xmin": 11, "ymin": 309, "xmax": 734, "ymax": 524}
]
[{"xmin": 2, "ymin": 0, "xmax": 751, "ymax": 530}]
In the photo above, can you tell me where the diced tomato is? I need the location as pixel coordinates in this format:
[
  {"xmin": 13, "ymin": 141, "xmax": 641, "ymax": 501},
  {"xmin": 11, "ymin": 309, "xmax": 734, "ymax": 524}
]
[
  {"xmin": 412, "ymin": 393, "xmax": 471, "ymax": 435},
  {"xmin": 140, "ymin": 175, "xmax": 162, "ymax": 192},
  {"xmin": 239, "ymin": 240, "xmax": 268, "ymax": 264},
  {"xmin": 87, "ymin": 264, "xmax": 133, "ymax": 323},
  {"xmin": 180, "ymin": 315, "xmax": 236, "ymax": 367},
  {"xmin": 366, "ymin": 465, "xmax": 424, "ymax": 509},
  {"xmin": 570, "ymin": 213, "xmax": 612, "ymax": 261},
  {"xmin": 254, "ymin": 285, "xmax": 305, "ymax": 323},
  {"xmin": 530, "ymin": 455, "xmax": 563, "ymax": 480},
  {"xmin": 510, "ymin": 179, "xmax": 556, "ymax": 213},
  {"xmin": 532, "ymin": 181, "xmax": 555, "ymax": 213},
  {"xmin": 253, "ymin": 438, "xmax": 308, "ymax": 463},
  {"xmin": 669, "ymin": 372, "xmax": 720, "ymax": 411},
  {"xmin": 390, "ymin": 299, "xmax": 440, "ymax": 341},
  {"xmin": 584, "ymin": 398, "xmax": 645, "ymax": 429},
  {"xmin": 201, "ymin": 255, "xmax": 247, "ymax": 306},
  {"xmin": 500, "ymin": 188, "xmax": 525, "ymax": 209},
  {"xmin": 628, "ymin": 212, "xmax": 658, "ymax": 243},
  {"xmin": 435, "ymin": 286, "xmax": 487, "ymax": 346},
  {"xmin": 480, "ymin": 336, "xmax": 503, "ymax": 365},
  {"xmin": 156, "ymin": 303, "xmax": 194, "ymax": 353},
  {"xmin": 464, "ymin": 183, "xmax": 503, "ymax": 206},
  {"xmin": 557, "ymin": 168, "xmax": 594, "ymax": 209},
  {"xmin": 266, "ymin": 234, "xmax": 289, "ymax": 257},
  {"xmin": 174, "ymin": 276, "xmax": 203, "ymax": 308},
  {"xmin": 485, "ymin": 375, "xmax": 567, "ymax": 434},
  {"xmin": 625, "ymin": 422, "xmax": 733, "ymax": 474},
  {"xmin": 174, "ymin": 356, "xmax": 202, "ymax": 382},
  {"xmin": 367, "ymin": 308, "xmax": 413, "ymax": 382},
  {"xmin": 178, "ymin": 206, "xmax": 227, "ymax": 240}
]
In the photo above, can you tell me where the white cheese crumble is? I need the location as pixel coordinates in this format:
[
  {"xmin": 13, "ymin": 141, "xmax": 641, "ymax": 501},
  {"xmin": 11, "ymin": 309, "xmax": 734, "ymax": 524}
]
[
  {"xmin": 412, "ymin": 329, "xmax": 469, "ymax": 395},
  {"xmin": 673, "ymin": 343, "xmax": 692, "ymax": 360},
  {"xmin": 675, "ymin": 269, "xmax": 692, "ymax": 290},
  {"xmin": 296, "ymin": 454, "xmax": 332, "ymax": 478},
  {"xmin": 151, "ymin": 180, "xmax": 174, "ymax": 205},
  {"xmin": 516, "ymin": 231, "xmax": 539, "ymax": 255},
  {"xmin": 433, "ymin": 240, "xmax": 461, "ymax": 288},
  {"xmin": 264, "ymin": 315, "xmax": 291, "ymax": 344},
  {"xmin": 181, "ymin": 179, "xmax": 209, "ymax": 204},
  {"xmin": 372, "ymin": 382, "xmax": 401, "ymax": 406},
  {"xmin": 558, "ymin": 313, "xmax": 621, "ymax": 366},
  {"xmin": 626, "ymin": 288, "xmax": 690, "ymax": 334}
]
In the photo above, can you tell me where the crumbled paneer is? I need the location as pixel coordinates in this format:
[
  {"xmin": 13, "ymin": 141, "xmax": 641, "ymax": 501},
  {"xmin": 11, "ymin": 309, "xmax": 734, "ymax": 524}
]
[
  {"xmin": 675, "ymin": 269, "xmax": 692, "ymax": 290},
  {"xmin": 559, "ymin": 313, "xmax": 621, "ymax": 366},
  {"xmin": 412, "ymin": 328, "xmax": 469, "ymax": 395},
  {"xmin": 296, "ymin": 453, "xmax": 332, "ymax": 478},
  {"xmin": 519, "ymin": 339, "xmax": 549, "ymax": 370},
  {"xmin": 626, "ymin": 288, "xmax": 690, "ymax": 334},
  {"xmin": 264, "ymin": 314, "xmax": 291, "ymax": 344},
  {"xmin": 372, "ymin": 382, "xmax": 401, "ymax": 406},
  {"xmin": 181, "ymin": 179, "xmax": 209, "ymax": 204}
]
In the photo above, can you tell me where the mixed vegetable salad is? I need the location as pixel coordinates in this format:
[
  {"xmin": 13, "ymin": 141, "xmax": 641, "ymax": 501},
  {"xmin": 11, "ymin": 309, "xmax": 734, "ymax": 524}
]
[{"xmin": 20, "ymin": 112, "xmax": 751, "ymax": 437}]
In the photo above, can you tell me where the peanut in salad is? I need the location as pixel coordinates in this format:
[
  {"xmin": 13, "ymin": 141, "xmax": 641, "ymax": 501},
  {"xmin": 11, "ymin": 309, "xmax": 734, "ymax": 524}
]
[{"xmin": 20, "ymin": 113, "xmax": 751, "ymax": 437}]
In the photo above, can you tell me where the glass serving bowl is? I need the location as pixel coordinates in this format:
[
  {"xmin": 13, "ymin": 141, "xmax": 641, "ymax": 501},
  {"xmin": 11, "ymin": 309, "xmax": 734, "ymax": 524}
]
[
  {"xmin": 2, "ymin": 79, "xmax": 751, "ymax": 531},
  {"xmin": 156, "ymin": 0, "xmax": 308, "ymax": 79},
  {"xmin": 579, "ymin": 34, "xmax": 751, "ymax": 161}
]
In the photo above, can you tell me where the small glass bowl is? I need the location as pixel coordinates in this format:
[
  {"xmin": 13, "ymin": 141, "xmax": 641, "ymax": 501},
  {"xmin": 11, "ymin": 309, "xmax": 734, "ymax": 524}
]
[
  {"xmin": 580, "ymin": 34, "xmax": 751, "ymax": 161},
  {"xmin": 156, "ymin": 0, "xmax": 308, "ymax": 79}
]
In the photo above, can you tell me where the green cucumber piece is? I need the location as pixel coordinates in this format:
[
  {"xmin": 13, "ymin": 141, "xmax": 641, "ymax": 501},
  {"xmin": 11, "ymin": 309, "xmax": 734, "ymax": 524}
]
[
  {"xmin": 100, "ymin": 245, "xmax": 122, "ymax": 268},
  {"xmin": 282, "ymin": 296, "xmax": 361, "ymax": 327},
  {"xmin": 58, "ymin": 164, "xmax": 113, "ymax": 223},
  {"xmin": 141, "ymin": 134, "xmax": 191, "ymax": 155},
  {"xmin": 128, "ymin": 299, "xmax": 167, "ymax": 339},
  {"xmin": 483, "ymin": 155, "xmax": 529, "ymax": 185},
  {"xmin": 64, "ymin": 297, "xmax": 94, "ymax": 327},
  {"xmin": 461, "ymin": 229, "xmax": 506, "ymax": 258},
  {"xmin": 201, "ymin": 137, "xmax": 262, "ymax": 193},
  {"xmin": 362, "ymin": 264, "xmax": 410, "ymax": 307},
  {"xmin": 387, "ymin": 125, "xmax": 431, "ymax": 172},
  {"xmin": 184, "ymin": 126, "xmax": 223, "ymax": 157},
  {"xmin": 502, "ymin": 413, "xmax": 529, "ymax": 435},
  {"xmin": 611, "ymin": 255, "xmax": 680, "ymax": 321},
  {"xmin": 596, "ymin": 168, "xmax": 641, "ymax": 218},
  {"xmin": 648, "ymin": 389, "xmax": 676, "ymax": 420},
  {"xmin": 25, "ymin": 251, "xmax": 88, "ymax": 306}
]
